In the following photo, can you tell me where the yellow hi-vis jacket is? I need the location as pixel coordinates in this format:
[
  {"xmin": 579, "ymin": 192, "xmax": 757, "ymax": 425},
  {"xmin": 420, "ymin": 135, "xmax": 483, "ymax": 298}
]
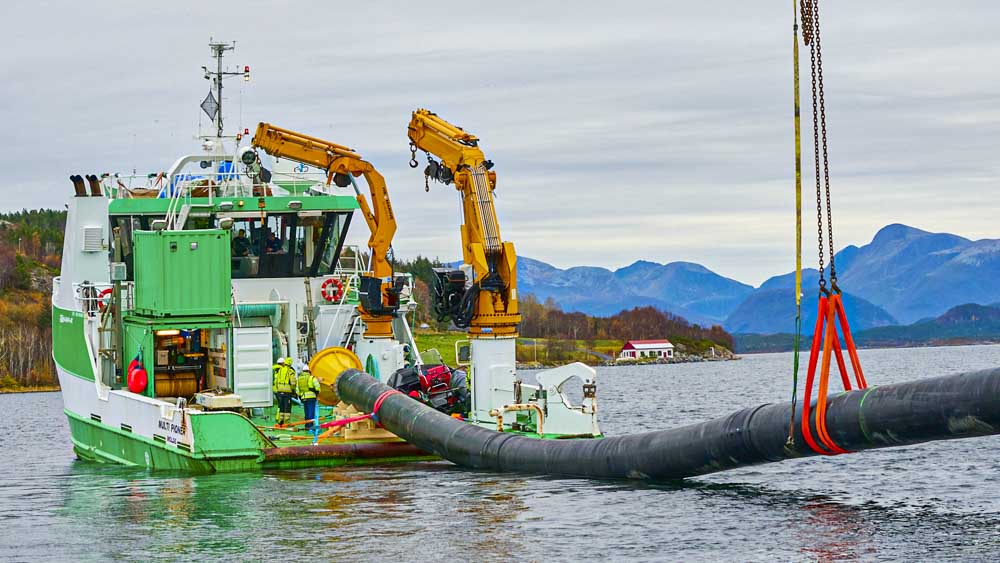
[
  {"xmin": 296, "ymin": 371, "xmax": 321, "ymax": 400},
  {"xmin": 273, "ymin": 365, "xmax": 297, "ymax": 393}
]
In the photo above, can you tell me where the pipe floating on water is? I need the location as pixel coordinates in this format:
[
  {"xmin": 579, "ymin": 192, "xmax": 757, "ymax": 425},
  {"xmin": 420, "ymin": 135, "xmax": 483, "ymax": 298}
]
[{"xmin": 325, "ymin": 368, "xmax": 1000, "ymax": 481}]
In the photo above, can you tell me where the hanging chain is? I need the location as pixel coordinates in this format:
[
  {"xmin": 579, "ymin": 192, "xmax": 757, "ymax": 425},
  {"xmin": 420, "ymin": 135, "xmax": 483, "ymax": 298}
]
[
  {"xmin": 803, "ymin": 0, "xmax": 825, "ymax": 292},
  {"xmin": 814, "ymin": 5, "xmax": 838, "ymax": 288},
  {"xmin": 424, "ymin": 152, "xmax": 435, "ymax": 192},
  {"xmin": 800, "ymin": 0, "xmax": 813, "ymax": 44},
  {"xmin": 801, "ymin": 0, "xmax": 835, "ymax": 293},
  {"xmin": 409, "ymin": 142, "xmax": 432, "ymax": 191}
]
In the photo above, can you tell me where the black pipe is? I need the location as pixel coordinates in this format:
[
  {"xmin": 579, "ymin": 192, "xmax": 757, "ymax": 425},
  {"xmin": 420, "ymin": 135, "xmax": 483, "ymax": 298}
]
[{"xmin": 333, "ymin": 367, "xmax": 1000, "ymax": 481}]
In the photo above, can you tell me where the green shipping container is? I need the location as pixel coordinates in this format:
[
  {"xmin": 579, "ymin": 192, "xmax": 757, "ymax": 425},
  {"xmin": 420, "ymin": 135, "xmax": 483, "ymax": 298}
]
[{"xmin": 133, "ymin": 230, "xmax": 232, "ymax": 317}]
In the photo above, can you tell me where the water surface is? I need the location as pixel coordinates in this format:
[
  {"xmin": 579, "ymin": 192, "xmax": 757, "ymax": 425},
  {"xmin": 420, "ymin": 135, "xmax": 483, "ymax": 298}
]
[{"xmin": 2, "ymin": 345, "xmax": 999, "ymax": 561}]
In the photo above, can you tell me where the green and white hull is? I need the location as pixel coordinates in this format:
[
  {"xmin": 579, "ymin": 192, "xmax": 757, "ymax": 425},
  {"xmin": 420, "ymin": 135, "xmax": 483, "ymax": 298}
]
[
  {"xmin": 55, "ymin": 314, "xmax": 432, "ymax": 472},
  {"xmin": 52, "ymin": 179, "xmax": 435, "ymax": 472}
]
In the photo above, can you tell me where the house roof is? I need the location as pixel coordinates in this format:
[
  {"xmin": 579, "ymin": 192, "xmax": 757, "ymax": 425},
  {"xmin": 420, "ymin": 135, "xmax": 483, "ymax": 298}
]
[{"xmin": 622, "ymin": 339, "xmax": 674, "ymax": 350}]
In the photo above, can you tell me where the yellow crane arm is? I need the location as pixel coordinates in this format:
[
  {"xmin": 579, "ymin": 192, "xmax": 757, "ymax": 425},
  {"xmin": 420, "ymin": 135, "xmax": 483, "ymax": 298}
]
[
  {"xmin": 406, "ymin": 109, "xmax": 520, "ymax": 337},
  {"xmin": 251, "ymin": 122, "xmax": 398, "ymax": 337},
  {"xmin": 406, "ymin": 110, "xmax": 485, "ymax": 171}
]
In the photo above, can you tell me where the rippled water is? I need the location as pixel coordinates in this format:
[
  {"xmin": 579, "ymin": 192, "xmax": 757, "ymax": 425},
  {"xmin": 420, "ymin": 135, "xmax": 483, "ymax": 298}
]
[{"xmin": 2, "ymin": 345, "xmax": 1000, "ymax": 561}]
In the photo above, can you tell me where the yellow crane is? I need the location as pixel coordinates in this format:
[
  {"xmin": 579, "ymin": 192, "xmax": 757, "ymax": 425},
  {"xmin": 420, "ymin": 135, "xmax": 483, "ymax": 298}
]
[
  {"xmin": 250, "ymin": 122, "xmax": 399, "ymax": 338},
  {"xmin": 406, "ymin": 109, "xmax": 520, "ymax": 338}
]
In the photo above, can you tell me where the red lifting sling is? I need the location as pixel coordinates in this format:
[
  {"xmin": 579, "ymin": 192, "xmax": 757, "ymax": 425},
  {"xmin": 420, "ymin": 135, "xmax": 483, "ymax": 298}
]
[{"xmin": 800, "ymin": 291, "xmax": 867, "ymax": 455}]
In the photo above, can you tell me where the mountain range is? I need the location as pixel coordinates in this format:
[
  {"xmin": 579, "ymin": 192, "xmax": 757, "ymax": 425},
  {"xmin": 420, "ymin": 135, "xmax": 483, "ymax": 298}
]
[
  {"xmin": 735, "ymin": 302, "xmax": 1000, "ymax": 353},
  {"xmin": 516, "ymin": 224, "xmax": 1000, "ymax": 335},
  {"xmin": 854, "ymin": 303, "xmax": 1000, "ymax": 347},
  {"xmin": 518, "ymin": 257, "xmax": 753, "ymax": 326}
]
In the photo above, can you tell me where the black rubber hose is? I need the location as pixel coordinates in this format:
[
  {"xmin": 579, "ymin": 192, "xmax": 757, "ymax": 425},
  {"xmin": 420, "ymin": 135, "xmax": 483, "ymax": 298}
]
[{"xmin": 335, "ymin": 367, "xmax": 1000, "ymax": 481}]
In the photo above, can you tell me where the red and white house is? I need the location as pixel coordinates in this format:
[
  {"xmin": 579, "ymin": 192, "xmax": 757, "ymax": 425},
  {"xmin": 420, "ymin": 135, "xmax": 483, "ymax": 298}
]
[{"xmin": 617, "ymin": 339, "xmax": 675, "ymax": 361}]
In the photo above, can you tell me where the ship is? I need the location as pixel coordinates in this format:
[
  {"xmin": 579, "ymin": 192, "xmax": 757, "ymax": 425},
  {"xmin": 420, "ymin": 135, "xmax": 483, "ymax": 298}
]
[{"xmin": 53, "ymin": 41, "xmax": 600, "ymax": 471}]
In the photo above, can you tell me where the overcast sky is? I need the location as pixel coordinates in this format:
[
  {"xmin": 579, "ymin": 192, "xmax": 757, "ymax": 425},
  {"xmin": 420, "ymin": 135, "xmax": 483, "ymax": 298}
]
[{"xmin": 2, "ymin": 1, "xmax": 997, "ymax": 285}]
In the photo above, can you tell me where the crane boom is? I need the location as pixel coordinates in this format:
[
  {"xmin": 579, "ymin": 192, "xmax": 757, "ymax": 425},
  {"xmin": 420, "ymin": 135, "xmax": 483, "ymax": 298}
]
[
  {"xmin": 251, "ymin": 122, "xmax": 399, "ymax": 338},
  {"xmin": 407, "ymin": 109, "xmax": 520, "ymax": 338}
]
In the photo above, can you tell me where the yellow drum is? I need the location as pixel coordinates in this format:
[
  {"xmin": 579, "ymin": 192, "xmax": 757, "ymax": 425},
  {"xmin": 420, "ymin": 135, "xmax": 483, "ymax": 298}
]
[{"xmin": 309, "ymin": 347, "xmax": 363, "ymax": 405}]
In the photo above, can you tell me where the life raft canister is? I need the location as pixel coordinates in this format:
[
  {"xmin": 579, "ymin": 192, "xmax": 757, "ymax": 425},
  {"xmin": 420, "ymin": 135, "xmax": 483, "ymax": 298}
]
[{"xmin": 320, "ymin": 277, "xmax": 345, "ymax": 303}]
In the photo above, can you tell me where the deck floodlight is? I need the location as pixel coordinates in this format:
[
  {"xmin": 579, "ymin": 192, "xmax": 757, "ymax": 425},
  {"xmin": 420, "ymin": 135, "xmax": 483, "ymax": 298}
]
[
  {"xmin": 217, "ymin": 201, "xmax": 234, "ymax": 211},
  {"xmin": 239, "ymin": 146, "xmax": 257, "ymax": 166},
  {"xmin": 218, "ymin": 217, "xmax": 234, "ymax": 230},
  {"xmin": 287, "ymin": 200, "xmax": 303, "ymax": 210},
  {"xmin": 151, "ymin": 219, "xmax": 167, "ymax": 231},
  {"xmin": 155, "ymin": 329, "xmax": 180, "ymax": 337}
]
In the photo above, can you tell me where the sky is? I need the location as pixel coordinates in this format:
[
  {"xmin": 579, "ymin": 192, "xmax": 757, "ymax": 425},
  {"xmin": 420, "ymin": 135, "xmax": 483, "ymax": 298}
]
[{"xmin": 1, "ymin": 1, "xmax": 997, "ymax": 286}]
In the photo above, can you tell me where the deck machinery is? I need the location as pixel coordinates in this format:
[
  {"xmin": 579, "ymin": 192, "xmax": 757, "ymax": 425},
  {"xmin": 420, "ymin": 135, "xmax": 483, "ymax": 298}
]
[{"xmin": 407, "ymin": 109, "xmax": 599, "ymax": 435}]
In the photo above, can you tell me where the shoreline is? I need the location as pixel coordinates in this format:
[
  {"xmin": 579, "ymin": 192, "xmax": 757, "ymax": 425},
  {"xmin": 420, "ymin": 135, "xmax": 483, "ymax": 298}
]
[
  {"xmin": 518, "ymin": 354, "xmax": 739, "ymax": 370},
  {"xmin": 736, "ymin": 339, "xmax": 1000, "ymax": 355},
  {"xmin": 0, "ymin": 385, "xmax": 61, "ymax": 395}
]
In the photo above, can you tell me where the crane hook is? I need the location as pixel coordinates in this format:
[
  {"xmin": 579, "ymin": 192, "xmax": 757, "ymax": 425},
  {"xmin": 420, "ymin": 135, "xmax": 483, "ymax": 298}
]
[{"xmin": 408, "ymin": 142, "xmax": 419, "ymax": 169}]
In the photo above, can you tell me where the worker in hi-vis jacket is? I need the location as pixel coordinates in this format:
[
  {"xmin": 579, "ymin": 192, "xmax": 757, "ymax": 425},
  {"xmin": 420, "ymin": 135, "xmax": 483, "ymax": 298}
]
[
  {"xmin": 272, "ymin": 357, "xmax": 297, "ymax": 427},
  {"xmin": 296, "ymin": 369, "xmax": 321, "ymax": 430}
]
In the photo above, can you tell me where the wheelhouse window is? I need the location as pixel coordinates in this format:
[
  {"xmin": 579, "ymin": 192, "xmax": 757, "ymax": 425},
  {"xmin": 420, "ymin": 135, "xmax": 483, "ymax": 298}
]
[{"xmin": 225, "ymin": 211, "xmax": 351, "ymax": 279}]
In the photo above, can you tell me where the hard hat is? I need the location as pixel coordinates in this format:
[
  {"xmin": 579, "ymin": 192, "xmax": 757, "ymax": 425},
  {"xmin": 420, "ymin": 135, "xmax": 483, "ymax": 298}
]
[
  {"xmin": 276, "ymin": 357, "xmax": 285, "ymax": 364},
  {"xmin": 284, "ymin": 357, "xmax": 293, "ymax": 366}
]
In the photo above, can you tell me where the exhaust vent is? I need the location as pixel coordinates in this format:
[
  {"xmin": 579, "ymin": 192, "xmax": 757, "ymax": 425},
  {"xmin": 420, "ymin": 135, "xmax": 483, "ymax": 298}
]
[
  {"xmin": 81, "ymin": 226, "xmax": 103, "ymax": 252},
  {"xmin": 70, "ymin": 175, "xmax": 87, "ymax": 197}
]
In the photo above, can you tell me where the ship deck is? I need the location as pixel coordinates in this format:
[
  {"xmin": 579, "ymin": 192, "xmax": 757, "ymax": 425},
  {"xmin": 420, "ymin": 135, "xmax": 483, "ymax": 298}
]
[
  {"xmin": 244, "ymin": 402, "xmax": 438, "ymax": 469},
  {"xmin": 248, "ymin": 402, "xmax": 379, "ymax": 445}
]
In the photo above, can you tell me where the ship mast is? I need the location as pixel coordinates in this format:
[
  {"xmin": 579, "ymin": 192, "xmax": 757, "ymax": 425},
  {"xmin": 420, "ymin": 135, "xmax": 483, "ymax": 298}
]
[{"xmin": 202, "ymin": 39, "xmax": 249, "ymax": 139}]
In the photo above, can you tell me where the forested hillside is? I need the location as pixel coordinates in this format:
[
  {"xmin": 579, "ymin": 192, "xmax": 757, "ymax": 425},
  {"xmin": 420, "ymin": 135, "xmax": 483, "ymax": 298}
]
[
  {"xmin": 519, "ymin": 296, "xmax": 733, "ymax": 351},
  {"xmin": 0, "ymin": 209, "xmax": 65, "ymax": 390}
]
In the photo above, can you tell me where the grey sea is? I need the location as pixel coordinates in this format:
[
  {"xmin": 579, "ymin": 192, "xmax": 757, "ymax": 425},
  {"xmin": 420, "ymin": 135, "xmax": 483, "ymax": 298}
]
[{"xmin": 2, "ymin": 345, "xmax": 999, "ymax": 562}]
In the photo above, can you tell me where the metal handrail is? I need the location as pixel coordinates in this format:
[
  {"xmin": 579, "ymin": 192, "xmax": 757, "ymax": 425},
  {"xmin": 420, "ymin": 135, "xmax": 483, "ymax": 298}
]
[
  {"xmin": 321, "ymin": 273, "xmax": 360, "ymax": 349},
  {"xmin": 74, "ymin": 282, "xmax": 134, "ymax": 315}
]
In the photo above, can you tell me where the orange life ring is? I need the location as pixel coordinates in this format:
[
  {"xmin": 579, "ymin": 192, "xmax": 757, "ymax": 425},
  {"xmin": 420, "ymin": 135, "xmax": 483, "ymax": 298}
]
[
  {"xmin": 320, "ymin": 278, "xmax": 344, "ymax": 302},
  {"xmin": 97, "ymin": 288, "xmax": 113, "ymax": 311}
]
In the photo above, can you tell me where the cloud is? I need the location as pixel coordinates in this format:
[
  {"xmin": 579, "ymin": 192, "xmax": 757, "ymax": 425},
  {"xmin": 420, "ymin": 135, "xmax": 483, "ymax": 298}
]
[{"xmin": 1, "ymin": 1, "xmax": 997, "ymax": 286}]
